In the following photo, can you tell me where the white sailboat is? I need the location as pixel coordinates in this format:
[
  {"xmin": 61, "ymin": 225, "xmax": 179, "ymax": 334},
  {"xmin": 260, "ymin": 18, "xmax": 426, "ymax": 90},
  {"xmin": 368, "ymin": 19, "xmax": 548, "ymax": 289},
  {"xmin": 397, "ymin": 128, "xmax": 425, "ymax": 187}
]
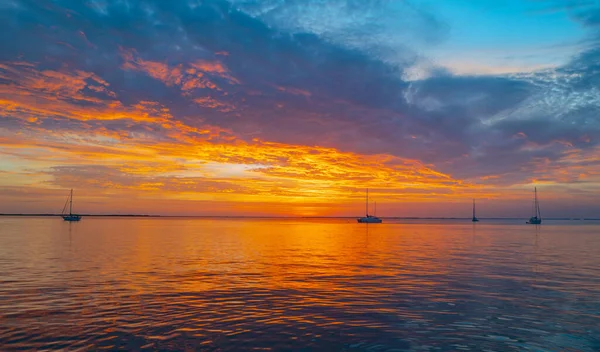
[
  {"xmin": 472, "ymin": 199, "xmax": 479, "ymax": 222},
  {"xmin": 357, "ymin": 188, "xmax": 382, "ymax": 223}
]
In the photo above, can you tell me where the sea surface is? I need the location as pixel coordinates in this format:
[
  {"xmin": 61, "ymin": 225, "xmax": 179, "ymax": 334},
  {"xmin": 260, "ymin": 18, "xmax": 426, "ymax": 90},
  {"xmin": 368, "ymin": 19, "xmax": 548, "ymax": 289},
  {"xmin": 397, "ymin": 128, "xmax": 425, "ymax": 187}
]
[{"xmin": 1, "ymin": 217, "xmax": 599, "ymax": 351}]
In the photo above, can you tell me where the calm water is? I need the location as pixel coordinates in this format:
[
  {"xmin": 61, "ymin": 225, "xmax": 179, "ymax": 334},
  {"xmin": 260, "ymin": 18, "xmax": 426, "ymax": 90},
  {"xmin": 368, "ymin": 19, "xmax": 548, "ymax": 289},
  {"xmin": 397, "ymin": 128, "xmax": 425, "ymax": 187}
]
[{"xmin": 1, "ymin": 217, "xmax": 599, "ymax": 351}]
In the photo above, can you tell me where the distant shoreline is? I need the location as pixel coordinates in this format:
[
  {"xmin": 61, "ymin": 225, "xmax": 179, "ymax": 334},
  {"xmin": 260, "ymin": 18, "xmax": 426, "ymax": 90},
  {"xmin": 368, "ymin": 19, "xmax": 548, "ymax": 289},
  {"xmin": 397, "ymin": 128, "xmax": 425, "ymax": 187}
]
[{"xmin": 1, "ymin": 214, "xmax": 599, "ymax": 221}]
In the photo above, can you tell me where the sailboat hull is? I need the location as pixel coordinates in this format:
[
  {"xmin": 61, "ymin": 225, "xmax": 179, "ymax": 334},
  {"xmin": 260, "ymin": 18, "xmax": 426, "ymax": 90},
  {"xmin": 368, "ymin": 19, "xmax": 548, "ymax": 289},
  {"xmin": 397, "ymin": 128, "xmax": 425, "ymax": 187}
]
[
  {"xmin": 526, "ymin": 217, "xmax": 541, "ymax": 224},
  {"xmin": 62, "ymin": 215, "xmax": 81, "ymax": 222},
  {"xmin": 357, "ymin": 216, "xmax": 382, "ymax": 223}
]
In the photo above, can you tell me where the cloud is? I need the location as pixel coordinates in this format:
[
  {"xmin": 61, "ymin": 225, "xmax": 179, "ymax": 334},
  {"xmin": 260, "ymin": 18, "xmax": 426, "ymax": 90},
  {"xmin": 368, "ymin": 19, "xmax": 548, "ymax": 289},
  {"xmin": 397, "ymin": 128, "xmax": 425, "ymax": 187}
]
[
  {"xmin": 1, "ymin": 0, "xmax": 600, "ymax": 215},
  {"xmin": 194, "ymin": 97, "xmax": 236, "ymax": 112},
  {"xmin": 120, "ymin": 48, "xmax": 240, "ymax": 92},
  {"xmin": 1, "ymin": 115, "xmax": 481, "ymax": 206},
  {"xmin": 227, "ymin": 0, "xmax": 448, "ymax": 64}
]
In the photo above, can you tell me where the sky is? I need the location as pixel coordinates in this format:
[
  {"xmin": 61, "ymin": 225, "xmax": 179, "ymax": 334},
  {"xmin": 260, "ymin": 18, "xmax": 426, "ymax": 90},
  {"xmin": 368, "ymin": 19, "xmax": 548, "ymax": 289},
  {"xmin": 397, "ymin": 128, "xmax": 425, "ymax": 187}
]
[{"xmin": 1, "ymin": 0, "xmax": 600, "ymax": 217}]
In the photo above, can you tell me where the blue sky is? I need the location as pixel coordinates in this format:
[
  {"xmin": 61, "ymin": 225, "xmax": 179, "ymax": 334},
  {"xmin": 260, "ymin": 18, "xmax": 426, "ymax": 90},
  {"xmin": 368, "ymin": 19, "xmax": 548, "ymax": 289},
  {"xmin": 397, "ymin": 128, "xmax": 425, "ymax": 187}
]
[
  {"xmin": 229, "ymin": 0, "xmax": 595, "ymax": 75},
  {"xmin": 428, "ymin": 0, "xmax": 590, "ymax": 73}
]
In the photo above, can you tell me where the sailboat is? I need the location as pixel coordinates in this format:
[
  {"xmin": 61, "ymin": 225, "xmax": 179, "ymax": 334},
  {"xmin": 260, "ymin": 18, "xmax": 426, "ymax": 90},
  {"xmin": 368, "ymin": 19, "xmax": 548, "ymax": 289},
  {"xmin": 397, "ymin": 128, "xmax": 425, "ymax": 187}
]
[
  {"xmin": 526, "ymin": 187, "xmax": 541, "ymax": 224},
  {"xmin": 472, "ymin": 199, "xmax": 479, "ymax": 222},
  {"xmin": 357, "ymin": 188, "xmax": 382, "ymax": 223},
  {"xmin": 62, "ymin": 189, "xmax": 82, "ymax": 222}
]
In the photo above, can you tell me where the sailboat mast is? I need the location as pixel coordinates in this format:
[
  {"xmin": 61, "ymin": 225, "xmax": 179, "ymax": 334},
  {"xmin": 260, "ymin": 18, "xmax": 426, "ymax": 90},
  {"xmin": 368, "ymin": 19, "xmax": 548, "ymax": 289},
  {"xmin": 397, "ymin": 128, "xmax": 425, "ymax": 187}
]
[
  {"xmin": 531, "ymin": 188, "xmax": 535, "ymax": 217},
  {"xmin": 366, "ymin": 188, "xmax": 369, "ymax": 216},
  {"xmin": 375, "ymin": 201, "xmax": 377, "ymax": 217},
  {"xmin": 533, "ymin": 187, "xmax": 538, "ymax": 217},
  {"xmin": 535, "ymin": 187, "xmax": 540, "ymax": 218},
  {"xmin": 473, "ymin": 199, "xmax": 475, "ymax": 218},
  {"xmin": 69, "ymin": 189, "xmax": 73, "ymax": 216}
]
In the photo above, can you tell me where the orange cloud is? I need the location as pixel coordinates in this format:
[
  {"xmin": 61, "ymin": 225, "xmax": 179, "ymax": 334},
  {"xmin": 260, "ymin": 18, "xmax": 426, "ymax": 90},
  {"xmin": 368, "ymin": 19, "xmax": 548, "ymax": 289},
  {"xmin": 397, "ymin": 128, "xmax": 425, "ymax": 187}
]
[
  {"xmin": 194, "ymin": 96, "xmax": 235, "ymax": 112},
  {"xmin": 1, "ymin": 115, "xmax": 490, "ymax": 210},
  {"xmin": 5, "ymin": 109, "xmax": 600, "ymax": 215},
  {"xmin": 0, "ymin": 62, "xmax": 116, "ymax": 105},
  {"xmin": 120, "ymin": 48, "xmax": 239, "ymax": 91},
  {"xmin": 0, "ymin": 62, "xmax": 174, "ymax": 125},
  {"xmin": 190, "ymin": 60, "xmax": 227, "ymax": 74}
]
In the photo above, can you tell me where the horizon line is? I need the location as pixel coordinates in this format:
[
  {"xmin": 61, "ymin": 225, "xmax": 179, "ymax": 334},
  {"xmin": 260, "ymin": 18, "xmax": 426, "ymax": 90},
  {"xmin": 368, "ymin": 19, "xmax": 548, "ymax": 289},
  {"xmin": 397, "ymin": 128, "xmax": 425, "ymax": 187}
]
[{"xmin": 1, "ymin": 214, "xmax": 599, "ymax": 221}]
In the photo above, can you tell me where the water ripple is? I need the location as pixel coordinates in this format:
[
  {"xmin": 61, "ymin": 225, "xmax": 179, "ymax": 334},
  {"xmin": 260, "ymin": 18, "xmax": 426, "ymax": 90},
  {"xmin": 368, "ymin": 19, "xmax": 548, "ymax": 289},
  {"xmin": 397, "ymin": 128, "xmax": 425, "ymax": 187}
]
[{"xmin": 1, "ymin": 218, "xmax": 599, "ymax": 351}]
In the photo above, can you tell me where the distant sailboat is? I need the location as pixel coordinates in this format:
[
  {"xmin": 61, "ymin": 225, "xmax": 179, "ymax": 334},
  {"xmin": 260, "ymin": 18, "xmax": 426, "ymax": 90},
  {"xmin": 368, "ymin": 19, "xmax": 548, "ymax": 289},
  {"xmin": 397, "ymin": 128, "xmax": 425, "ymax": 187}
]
[
  {"xmin": 526, "ymin": 187, "xmax": 541, "ymax": 224},
  {"xmin": 472, "ymin": 199, "xmax": 479, "ymax": 222},
  {"xmin": 357, "ymin": 189, "xmax": 382, "ymax": 223},
  {"xmin": 62, "ymin": 189, "xmax": 82, "ymax": 222}
]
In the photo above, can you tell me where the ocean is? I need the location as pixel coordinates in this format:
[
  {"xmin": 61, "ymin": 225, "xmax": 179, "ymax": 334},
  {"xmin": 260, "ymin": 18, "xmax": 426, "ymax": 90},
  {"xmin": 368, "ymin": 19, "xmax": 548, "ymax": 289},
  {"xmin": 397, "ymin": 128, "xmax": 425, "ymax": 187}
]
[{"xmin": 1, "ymin": 217, "xmax": 599, "ymax": 351}]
